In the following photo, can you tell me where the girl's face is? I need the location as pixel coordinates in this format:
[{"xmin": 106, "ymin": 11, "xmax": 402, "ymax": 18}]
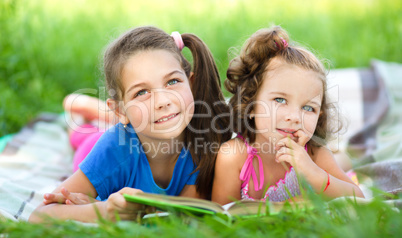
[
  {"xmin": 118, "ymin": 50, "xmax": 194, "ymax": 143},
  {"xmin": 251, "ymin": 58, "xmax": 323, "ymax": 148}
]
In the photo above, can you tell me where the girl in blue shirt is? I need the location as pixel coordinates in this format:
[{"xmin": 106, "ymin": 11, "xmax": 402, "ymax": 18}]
[{"xmin": 29, "ymin": 26, "xmax": 231, "ymax": 222}]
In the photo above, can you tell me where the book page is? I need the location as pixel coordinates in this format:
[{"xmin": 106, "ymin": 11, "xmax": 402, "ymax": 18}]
[
  {"xmin": 124, "ymin": 193, "xmax": 225, "ymax": 215},
  {"xmin": 223, "ymin": 200, "xmax": 269, "ymax": 216}
]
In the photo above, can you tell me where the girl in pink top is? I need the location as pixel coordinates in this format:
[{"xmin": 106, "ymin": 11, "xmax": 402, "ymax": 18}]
[{"xmin": 212, "ymin": 26, "xmax": 364, "ymax": 204}]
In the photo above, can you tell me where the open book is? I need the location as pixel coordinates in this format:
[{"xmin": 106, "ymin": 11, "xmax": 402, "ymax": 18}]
[{"xmin": 123, "ymin": 193, "xmax": 306, "ymax": 217}]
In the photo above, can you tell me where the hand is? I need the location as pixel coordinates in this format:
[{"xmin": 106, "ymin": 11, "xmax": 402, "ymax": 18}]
[
  {"xmin": 275, "ymin": 130, "xmax": 317, "ymax": 176},
  {"xmin": 101, "ymin": 187, "xmax": 155, "ymax": 221},
  {"xmin": 43, "ymin": 187, "xmax": 97, "ymax": 205}
]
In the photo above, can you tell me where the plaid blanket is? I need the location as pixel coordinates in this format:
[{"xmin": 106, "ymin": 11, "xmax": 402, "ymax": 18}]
[
  {"xmin": 344, "ymin": 60, "xmax": 402, "ymax": 199},
  {"xmin": 0, "ymin": 113, "xmax": 73, "ymax": 221}
]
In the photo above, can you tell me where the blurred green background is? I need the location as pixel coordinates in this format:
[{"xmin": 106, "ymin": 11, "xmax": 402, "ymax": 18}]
[{"xmin": 1, "ymin": 0, "xmax": 401, "ymax": 137}]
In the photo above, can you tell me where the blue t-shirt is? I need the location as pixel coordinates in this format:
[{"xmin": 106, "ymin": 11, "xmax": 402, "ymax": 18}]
[{"xmin": 79, "ymin": 123, "xmax": 198, "ymax": 200}]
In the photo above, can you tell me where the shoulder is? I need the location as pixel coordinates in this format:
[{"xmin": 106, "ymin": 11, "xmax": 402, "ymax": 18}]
[
  {"xmin": 212, "ymin": 137, "xmax": 247, "ymax": 203},
  {"xmin": 216, "ymin": 137, "xmax": 248, "ymax": 168},
  {"xmin": 93, "ymin": 123, "xmax": 141, "ymax": 152},
  {"xmin": 82, "ymin": 124, "xmax": 142, "ymax": 168}
]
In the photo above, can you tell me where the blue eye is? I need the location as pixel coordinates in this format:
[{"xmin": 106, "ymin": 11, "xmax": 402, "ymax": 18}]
[
  {"xmin": 135, "ymin": 90, "xmax": 148, "ymax": 97},
  {"xmin": 302, "ymin": 105, "xmax": 314, "ymax": 112},
  {"xmin": 275, "ymin": 98, "xmax": 286, "ymax": 104},
  {"xmin": 167, "ymin": 79, "xmax": 179, "ymax": 86}
]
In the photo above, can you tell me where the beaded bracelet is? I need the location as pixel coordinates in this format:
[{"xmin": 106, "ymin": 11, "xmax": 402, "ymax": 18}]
[{"xmin": 323, "ymin": 170, "xmax": 330, "ymax": 192}]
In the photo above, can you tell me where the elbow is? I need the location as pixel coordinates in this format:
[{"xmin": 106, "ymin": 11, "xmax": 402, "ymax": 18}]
[
  {"xmin": 351, "ymin": 185, "xmax": 365, "ymax": 198},
  {"xmin": 355, "ymin": 189, "xmax": 365, "ymax": 199},
  {"xmin": 28, "ymin": 204, "xmax": 49, "ymax": 223},
  {"xmin": 28, "ymin": 209, "xmax": 43, "ymax": 223}
]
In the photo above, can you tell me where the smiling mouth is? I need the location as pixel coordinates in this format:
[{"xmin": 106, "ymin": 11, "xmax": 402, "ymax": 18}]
[{"xmin": 155, "ymin": 113, "xmax": 180, "ymax": 123}]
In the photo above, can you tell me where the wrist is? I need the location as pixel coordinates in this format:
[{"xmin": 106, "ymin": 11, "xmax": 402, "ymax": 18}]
[
  {"xmin": 96, "ymin": 201, "xmax": 108, "ymax": 220},
  {"xmin": 301, "ymin": 166, "xmax": 326, "ymax": 190},
  {"xmin": 77, "ymin": 202, "xmax": 105, "ymax": 223},
  {"xmin": 323, "ymin": 170, "xmax": 330, "ymax": 192}
]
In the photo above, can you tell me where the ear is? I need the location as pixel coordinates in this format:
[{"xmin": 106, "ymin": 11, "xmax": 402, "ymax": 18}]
[
  {"xmin": 189, "ymin": 72, "xmax": 195, "ymax": 85},
  {"xmin": 249, "ymin": 109, "xmax": 255, "ymax": 120},
  {"xmin": 107, "ymin": 98, "xmax": 130, "ymax": 125}
]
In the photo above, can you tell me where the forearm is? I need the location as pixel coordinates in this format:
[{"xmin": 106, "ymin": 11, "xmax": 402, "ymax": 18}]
[
  {"xmin": 305, "ymin": 168, "xmax": 364, "ymax": 199},
  {"xmin": 29, "ymin": 202, "xmax": 105, "ymax": 223}
]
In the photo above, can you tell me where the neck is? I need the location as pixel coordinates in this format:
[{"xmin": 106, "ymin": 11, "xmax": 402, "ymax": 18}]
[
  {"xmin": 137, "ymin": 133, "xmax": 185, "ymax": 162},
  {"xmin": 251, "ymin": 135, "xmax": 277, "ymax": 157}
]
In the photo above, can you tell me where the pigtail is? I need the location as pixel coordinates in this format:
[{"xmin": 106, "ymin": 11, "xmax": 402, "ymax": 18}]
[
  {"xmin": 226, "ymin": 26, "xmax": 290, "ymax": 95},
  {"xmin": 241, "ymin": 26, "xmax": 289, "ymax": 65},
  {"xmin": 181, "ymin": 34, "xmax": 232, "ymax": 199}
]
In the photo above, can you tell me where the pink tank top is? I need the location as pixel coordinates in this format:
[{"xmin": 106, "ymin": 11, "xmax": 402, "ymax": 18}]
[{"xmin": 238, "ymin": 135, "xmax": 301, "ymax": 202}]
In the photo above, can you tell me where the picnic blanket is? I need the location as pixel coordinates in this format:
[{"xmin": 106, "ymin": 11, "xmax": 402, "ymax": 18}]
[
  {"xmin": 345, "ymin": 60, "xmax": 402, "ymax": 199},
  {"xmin": 0, "ymin": 113, "xmax": 73, "ymax": 221},
  {"xmin": 328, "ymin": 59, "xmax": 402, "ymax": 199},
  {"xmin": 0, "ymin": 60, "xmax": 401, "ymax": 221}
]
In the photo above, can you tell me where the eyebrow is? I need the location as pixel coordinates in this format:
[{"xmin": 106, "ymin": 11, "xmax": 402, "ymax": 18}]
[
  {"xmin": 163, "ymin": 70, "xmax": 185, "ymax": 81},
  {"xmin": 308, "ymin": 101, "xmax": 321, "ymax": 107},
  {"xmin": 270, "ymin": 91, "xmax": 288, "ymax": 97},
  {"xmin": 125, "ymin": 70, "xmax": 185, "ymax": 95},
  {"xmin": 126, "ymin": 82, "xmax": 146, "ymax": 95}
]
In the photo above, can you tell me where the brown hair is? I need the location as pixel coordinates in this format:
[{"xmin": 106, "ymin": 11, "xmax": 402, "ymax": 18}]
[
  {"xmin": 225, "ymin": 25, "xmax": 341, "ymax": 147},
  {"xmin": 103, "ymin": 26, "xmax": 231, "ymax": 199}
]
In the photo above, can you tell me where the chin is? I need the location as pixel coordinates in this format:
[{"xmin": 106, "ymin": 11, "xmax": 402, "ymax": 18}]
[{"xmin": 159, "ymin": 127, "xmax": 187, "ymax": 140}]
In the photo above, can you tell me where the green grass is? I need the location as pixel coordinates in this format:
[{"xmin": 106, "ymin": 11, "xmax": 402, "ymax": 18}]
[
  {"xmin": 1, "ymin": 194, "xmax": 401, "ymax": 237},
  {"xmin": 0, "ymin": 0, "xmax": 401, "ymax": 137}
]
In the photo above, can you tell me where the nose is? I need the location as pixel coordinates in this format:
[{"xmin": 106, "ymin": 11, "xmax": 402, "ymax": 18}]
[
  {"xmin": 284, "ymin": 107, "xmax": 302, "ymax": 124},
  {"xmin": 153, "ymin": 90, "xmax": 172, "ymax": 110}
]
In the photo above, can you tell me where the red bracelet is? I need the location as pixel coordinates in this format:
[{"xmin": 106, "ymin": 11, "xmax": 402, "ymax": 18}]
[{"xmin": 323, "ymin": 170, "xmax": 330, "ymax": 192}]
